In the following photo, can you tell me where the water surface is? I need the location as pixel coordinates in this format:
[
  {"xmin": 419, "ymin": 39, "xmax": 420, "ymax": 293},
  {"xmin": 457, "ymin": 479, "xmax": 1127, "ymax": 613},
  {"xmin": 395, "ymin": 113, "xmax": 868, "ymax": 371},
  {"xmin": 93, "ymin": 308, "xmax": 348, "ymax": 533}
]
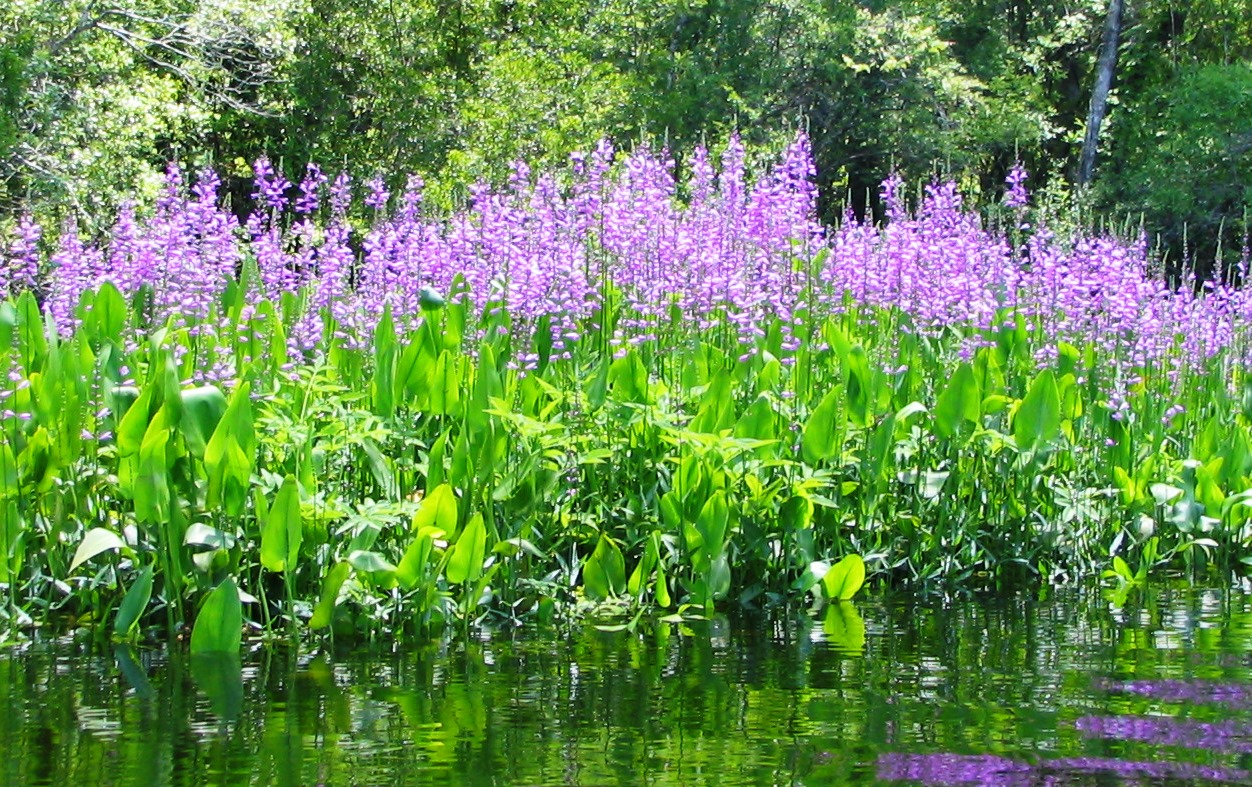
[{"xmin": 4, "ymin": 583, "xmax": 1252, "ymax": 785}]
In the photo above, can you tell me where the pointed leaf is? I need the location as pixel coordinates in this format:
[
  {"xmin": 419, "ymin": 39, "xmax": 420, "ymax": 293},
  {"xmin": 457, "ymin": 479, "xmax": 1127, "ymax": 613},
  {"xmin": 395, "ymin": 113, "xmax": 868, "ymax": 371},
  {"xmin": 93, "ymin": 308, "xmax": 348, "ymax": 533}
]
[{"xmin": 190, "ymin": 578, "xmax": 243, "ymax": 655}]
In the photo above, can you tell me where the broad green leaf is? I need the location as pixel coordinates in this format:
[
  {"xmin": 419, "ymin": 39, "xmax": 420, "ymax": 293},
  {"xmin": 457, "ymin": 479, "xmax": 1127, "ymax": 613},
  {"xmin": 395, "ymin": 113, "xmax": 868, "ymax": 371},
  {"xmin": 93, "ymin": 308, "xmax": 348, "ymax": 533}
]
[
  {"xmin": 309, "ymin": 561, "xmax": 351, "ymax": 630},
  {"xmin": 1014, "ymin": 369, "xmax": 1061, "ymax": 452},
  {"xmin": 69, "ymin": 527, "xmax": 126, "ymax": 574},
  {"xmin": 91, "ymin": 281, "xmax": 128, "ymax": 341},
  {"xmin": 412, "ymin": 483, "xmax": 458, "ymax": 532},
  {"xmin": 396, "ymin": 526, "xmax": 443, "ymax": 590},
  {"xmin": 116, "ymin": 386, "xmax": 154, "ymax": 458},
  {"xmin": 114, "ymin": 565, "xmax": 154, "ymax": 639},
  {"xmin": 347, "ymin": 549, "xmax": 397, "ymax": 574},
  {"xmin": 446, "ymin": 512, "xmax": 486, "ymax": 584},
  {"xmin": 934, "ymin": 362, "xmax": 981, "ymax": 439},
  {"xmin": 204, "ymin": 381, "xmax": 256, "ymax": 516},
  {"xmin": 190, "ymin": 577, "xmax": 242, "ymax": 655},
  {"xmin": 695, "ymin": 491, "xmax": 730, "ymax": 560},
  {"xmin": 260, "ymin": 476, "xmax": 303, "ymax": 573},
  {"xmin": 822, "ymin": 554, "xmax": 866, "ymax": 600},
  {"xmin": 584, "ymin": 535, "xmax": 626, "ymax": 601},
  {"xmin": 802, "ymin": 385, "xmax": 844, "ymax": 464},
  {"xmin": 690, "ymin": 370, "xmax": 733, "ymax": 433},
  {"xmin": 179, "ymin": 385, "xmax": 227, "ymax": 458}
]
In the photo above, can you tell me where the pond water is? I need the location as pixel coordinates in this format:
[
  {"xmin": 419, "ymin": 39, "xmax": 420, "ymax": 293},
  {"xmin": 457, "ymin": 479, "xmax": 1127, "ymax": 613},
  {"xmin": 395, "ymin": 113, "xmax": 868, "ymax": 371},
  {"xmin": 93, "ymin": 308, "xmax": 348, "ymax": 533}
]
[{"xmin": 4, "ymin": 583, "xmax": 1252, "ymax": 786}]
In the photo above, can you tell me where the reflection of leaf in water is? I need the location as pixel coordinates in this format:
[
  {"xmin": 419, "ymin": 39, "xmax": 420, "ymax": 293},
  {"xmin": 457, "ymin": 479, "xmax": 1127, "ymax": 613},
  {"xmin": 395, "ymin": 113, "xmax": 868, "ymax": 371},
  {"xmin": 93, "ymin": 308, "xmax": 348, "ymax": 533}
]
[
  {"xmin": 823, "ymin": 601, "xmax": 866, "ymax": 654},
  {"xmin": 192, "ymin": 652, "xmax": 243, "ymax": 723},
  {"xmin": 113, "ymin": 645, "xmax": 155, "ymax": 700}
]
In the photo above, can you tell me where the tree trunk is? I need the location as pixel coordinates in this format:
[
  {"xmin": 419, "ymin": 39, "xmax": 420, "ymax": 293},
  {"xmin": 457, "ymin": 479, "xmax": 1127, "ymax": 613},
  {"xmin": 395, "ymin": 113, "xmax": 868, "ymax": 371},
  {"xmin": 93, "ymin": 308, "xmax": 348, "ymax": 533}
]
[{"xmin": 1079, "ymin": 0, "xmax": 1124, "ymax": 186}]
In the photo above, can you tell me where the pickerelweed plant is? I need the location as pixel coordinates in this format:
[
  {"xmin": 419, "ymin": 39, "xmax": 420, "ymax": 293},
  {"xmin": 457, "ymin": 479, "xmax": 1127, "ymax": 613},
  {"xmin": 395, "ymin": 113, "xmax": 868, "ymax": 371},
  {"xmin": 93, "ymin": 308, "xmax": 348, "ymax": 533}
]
[{"xmin": 1, "ymin": 132, "xmax": 1250, "ymax": 648}]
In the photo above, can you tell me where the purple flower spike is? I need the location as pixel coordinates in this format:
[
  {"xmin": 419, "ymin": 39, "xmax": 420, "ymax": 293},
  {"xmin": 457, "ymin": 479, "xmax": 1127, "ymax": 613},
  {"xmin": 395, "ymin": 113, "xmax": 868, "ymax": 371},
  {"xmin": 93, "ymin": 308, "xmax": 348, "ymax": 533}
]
[{"xmin": 1004, "ymin": 162, "xmax": 1029, "ymax": 209}]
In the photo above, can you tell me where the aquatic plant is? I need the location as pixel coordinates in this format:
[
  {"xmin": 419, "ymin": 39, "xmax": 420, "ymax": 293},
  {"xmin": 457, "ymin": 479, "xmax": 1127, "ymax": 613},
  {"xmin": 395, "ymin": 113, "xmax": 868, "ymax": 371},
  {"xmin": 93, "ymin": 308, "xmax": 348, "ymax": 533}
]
[{"xmin": 0, "ymin": 132, "xmax": 1250, "ymax": 646}]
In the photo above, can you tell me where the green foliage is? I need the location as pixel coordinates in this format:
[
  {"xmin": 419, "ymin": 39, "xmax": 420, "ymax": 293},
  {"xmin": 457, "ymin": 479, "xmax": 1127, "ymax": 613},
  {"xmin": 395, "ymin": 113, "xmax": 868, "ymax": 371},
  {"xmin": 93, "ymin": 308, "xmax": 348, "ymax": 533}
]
[{"xmin": 1107, "ymin": 63, "xmax": 1252, "ymax": 274}]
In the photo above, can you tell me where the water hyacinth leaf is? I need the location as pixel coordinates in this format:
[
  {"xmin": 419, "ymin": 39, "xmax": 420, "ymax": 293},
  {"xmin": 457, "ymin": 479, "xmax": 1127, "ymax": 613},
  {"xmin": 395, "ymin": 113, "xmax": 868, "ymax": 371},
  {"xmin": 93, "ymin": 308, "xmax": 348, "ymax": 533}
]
[
  {"xmin": 135, "ymin": 411, "xmax": 171, "ymax": 523},
  {"xmin": 394, "ymin": 335, "xmax": 434, "ymax": 406},
  {"xmin": 309, "ymin": 561, "xmax": 351, "ymax": 630},
  {"xmin": 1014, "ymin": 369, "xmax": 1061, "ymax": 452},
  {"xmin": 822, "ymin": 554, "xmax": 866, "ymax": 600},
  {"xmin": 69, "ymin": 527, "xmax": 126, "ymax": 574},
  {"xmin": 934, "ymin": 362, "xmax": 981, "ymax": 438},
  {"xmin": 113, "ymin": 565, "xmax": 154, "ymax": 639},
  {"xmin": 0, "ymin": 501, "xmax": 19, "ymax": 583},
  {"xmin": 260, "ymin": 476, "xmax": 302, "ymax": 573},
  {"xmin": 802, "ymin": 384, "xmax": 844, "ymax": 465},
  {"xmin": 707, "ymin": 555, "xmax": 732, "ymax": 600},
  {"xmin": 654, "ymin": 558, "xmax": 672, "ymax": 608},
  {"xmin": 17, "ymin": 426, "xmax": 56, "ymax": 492},
  {"xmin": 446, "ymin": 512, "xmax": 486, "ymax": 584},
  {"xmin": 584, "ymin": 534, "xmax": 627, "ymax": 601},
  {"xmin": 190, "ymin": 577, "xmax": 242, "ymax": 655}
]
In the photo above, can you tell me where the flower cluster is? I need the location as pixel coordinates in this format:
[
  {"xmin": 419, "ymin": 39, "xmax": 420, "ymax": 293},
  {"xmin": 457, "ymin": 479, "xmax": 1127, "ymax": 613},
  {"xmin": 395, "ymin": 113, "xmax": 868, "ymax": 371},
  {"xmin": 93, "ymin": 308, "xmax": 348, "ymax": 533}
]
[{"xmin": 4, "ymin": 133, "xmax": 1250, "ymax": 387}]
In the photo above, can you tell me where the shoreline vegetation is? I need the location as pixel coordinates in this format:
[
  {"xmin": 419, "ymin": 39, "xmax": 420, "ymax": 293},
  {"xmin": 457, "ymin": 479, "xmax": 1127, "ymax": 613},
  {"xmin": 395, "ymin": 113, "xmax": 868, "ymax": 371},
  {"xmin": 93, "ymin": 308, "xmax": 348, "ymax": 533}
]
[{"xmin": 1, "ymin": 133, "xmax": 1249, "ymax": 650}]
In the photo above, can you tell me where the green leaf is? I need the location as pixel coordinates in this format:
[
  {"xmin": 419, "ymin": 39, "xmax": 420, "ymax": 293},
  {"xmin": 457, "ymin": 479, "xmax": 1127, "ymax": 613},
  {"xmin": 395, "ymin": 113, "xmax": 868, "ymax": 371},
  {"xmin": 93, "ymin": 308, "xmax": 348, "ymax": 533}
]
[
  {"xmin": 190, "ymin": 577, "xmax": 243, "ymax": 655},
  {"xmin": 204, "ymin": 381, "xmax": 256, "ymax": 516},
  {"xmin": 695, "ymin": 491, "xmax": 730, "ymax": 561},
  {"xmin": 802, "ymin": 385, "xmax": 844, "ymax": 464},
  {"xmin": 413, "ymin": 483, "xmax": 458, "ymax": 532},
  {"xmin": 821, "ymin": 554, "xmax": 866, "ymax": 600},
  {"xmin": 396, "ymin": 526, "xmax": 443, "ymax": 590},
  {"xmin": 934, "ymin": 362, "xmax": 981, "ymax": 439},
  {"xmin": 113, "ymin": 565, "xmax": 154, "ymax": 639},
  {"xmin": 1014, "ymin": 369, "xmax": 1061, "ymax": 452},
  {"xmin": 260, "ymin": 476, "xmax": 303, "ymax": 573},
  {"xmin": 179, "ymin": 385, "xmax": 227, "ymax": 458},
  {"xmin": 446, "ymin": 512, "xmax": 486, "ymax": 584},
  {"xmin": 584, "ymin": 535, "xmax": 627, "ymax": 601},
  {"xmin": 69, "ymin": 527, "xmax": 126, "ymax": 574},
  {"xmin": 309, "ymin": 561, "xmax": 351, "ymax": 630}
]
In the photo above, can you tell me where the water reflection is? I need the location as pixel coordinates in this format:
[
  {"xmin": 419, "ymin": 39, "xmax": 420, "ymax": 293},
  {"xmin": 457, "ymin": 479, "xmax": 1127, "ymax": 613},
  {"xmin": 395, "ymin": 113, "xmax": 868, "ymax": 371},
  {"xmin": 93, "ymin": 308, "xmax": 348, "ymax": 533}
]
[{"xmin": 0, "ymin": 582, "xmax": 1251, "ymax": 785}]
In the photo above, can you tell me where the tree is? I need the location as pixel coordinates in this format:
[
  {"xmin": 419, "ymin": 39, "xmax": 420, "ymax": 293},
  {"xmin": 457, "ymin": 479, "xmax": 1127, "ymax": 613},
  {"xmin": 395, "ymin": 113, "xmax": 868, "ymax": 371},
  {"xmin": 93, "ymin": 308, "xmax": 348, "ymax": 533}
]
[
  {"xmin": 1079, "ymin": 0, "xmax": 1123, "ymax": 185},
  {"xmin": 0, "ymin": 0, "xmax": 296, "ymax": 220}
]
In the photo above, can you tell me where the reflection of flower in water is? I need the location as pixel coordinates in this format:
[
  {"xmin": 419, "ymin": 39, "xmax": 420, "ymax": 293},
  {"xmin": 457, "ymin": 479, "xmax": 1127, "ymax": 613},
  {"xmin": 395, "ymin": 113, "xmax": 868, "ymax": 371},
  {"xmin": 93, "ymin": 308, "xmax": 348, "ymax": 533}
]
[
  {"xmin": 1093, "ymin": 678, "xmax": 1252, "ymax": 709},
  {"xmin": 876, "ymin": 752, "xmax": 1252, "ymax": 785},
  {"xmin": 1076, "ymin": 714, "xmax": 1252, "ymax": 753}
]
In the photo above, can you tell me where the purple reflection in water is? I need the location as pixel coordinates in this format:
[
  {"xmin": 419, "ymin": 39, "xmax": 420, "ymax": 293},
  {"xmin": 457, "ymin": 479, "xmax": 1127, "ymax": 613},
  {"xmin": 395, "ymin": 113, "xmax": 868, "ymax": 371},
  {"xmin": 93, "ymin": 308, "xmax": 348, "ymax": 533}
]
[
  {"xmin": 1076, "ymin": 714, "xmax": 1252, "ymax": 753},
  {"xmin": 876, "ymin": 753, "xmax": 1035, "ymax": 785},
  {"xmin": 1094, "ymin": 678, "xmax": 1252, "ymax": 709},
  {"xmin": 877, "ymin": 752, "xmax": 1251, "ymax": 785}
]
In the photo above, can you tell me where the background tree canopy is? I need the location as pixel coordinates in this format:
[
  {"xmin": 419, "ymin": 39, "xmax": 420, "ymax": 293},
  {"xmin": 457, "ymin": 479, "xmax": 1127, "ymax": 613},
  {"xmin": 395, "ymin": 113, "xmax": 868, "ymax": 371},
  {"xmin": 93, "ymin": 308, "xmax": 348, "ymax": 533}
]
[{"xmin": 1, "ymin": 0, "xmax": 1249, "ymax": 269}]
